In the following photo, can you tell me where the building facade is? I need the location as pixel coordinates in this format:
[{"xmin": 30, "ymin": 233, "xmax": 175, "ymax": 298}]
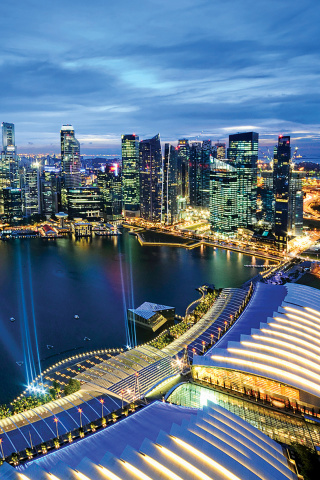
[
  {"xmin": 121, "ymin": 134, "xmax": 140, "ymax": 217},
  {"xmin": 139, "ymin": 134, "xmax": 162, "ymax": 222},
  {"xmin": 209, "ymin": 159, "xmax": 238, "ymax": 235},
  {"xmin": 227, "ymin": 132, "xmax": 258, "ymax": 228},
  {"xmin": 0, "ymin": 122, "xmax": 21, "ymax": 218}
]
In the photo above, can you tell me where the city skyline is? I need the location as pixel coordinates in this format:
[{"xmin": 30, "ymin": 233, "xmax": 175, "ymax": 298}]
[{"xmin": 1, "ymin": 0, "xmax": 320, "ymax": 155}]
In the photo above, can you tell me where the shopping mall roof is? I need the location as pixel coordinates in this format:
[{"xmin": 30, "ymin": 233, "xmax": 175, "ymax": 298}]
[
  {"xmin": 195, "ymin": 283, "xmax": 320, "ymax": 401},
  {"xmin": 3, "ymin": 401, "xmax": 297, "ymax": 480}
]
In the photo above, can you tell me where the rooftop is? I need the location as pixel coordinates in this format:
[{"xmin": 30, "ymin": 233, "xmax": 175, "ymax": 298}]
[
  {"xmin": 5, "ymin": 401, "xmax": 297, "ymax": 480},
  {"xmin": 195, "ymin": 283, "xmax": 320, "ymax": 401}
]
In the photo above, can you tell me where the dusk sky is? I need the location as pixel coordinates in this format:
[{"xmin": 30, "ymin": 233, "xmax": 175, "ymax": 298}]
[{"xmin": 1, "ymin": 0, "xmax": 320, "ymax": 157}]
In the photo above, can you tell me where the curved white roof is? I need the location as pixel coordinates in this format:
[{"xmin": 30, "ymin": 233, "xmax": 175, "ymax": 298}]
[
  {"xmin": 5, "ymin": 401, "xmax": 297, "ymax": 480},
  {"xmin": 195, "ymin": 283, "xmax": 320, "ymax": 400}
]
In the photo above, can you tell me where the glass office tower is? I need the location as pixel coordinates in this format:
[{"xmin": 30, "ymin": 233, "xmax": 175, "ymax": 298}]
[
  {"xmin": 228, "ymin": 132, "xmax": 258, "ymax": 228},
  {"xmin": 0, "ymin": 122, "xmax": 22, "ymax": 220},
  {"xmin": 121, "ymin": 134, "xmax": 140, "ymax": 217},
  {"xmin": 210, "ymin": 159, "xmax": 238, "ymax": 235},
  {"xmin": 139, "ymin": 134, "xmax": 162, "ymax": 222}
]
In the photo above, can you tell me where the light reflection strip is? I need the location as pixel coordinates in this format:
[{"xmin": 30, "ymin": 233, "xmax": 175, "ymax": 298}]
[
  {"xmin": 284, "ymin": 306, "xmax": 320, "ymax": 323},
  {"xmin": 305, "ymin": 306, "xmax": 320, "ymax": 317},
  {"xmin": 240, "ymin": 341, "xmax": 320, "ymax": 372},
  {"xmin": 98, "ymin": 465, "xmax": 123, "ymax": 480},
  {"xmin": 210, "ymin": 355, "xmax": 320, "ymax": 395},
  {"xmin": 283, "ymin": 313, "xmax": 320, "ymax": 331},
  {"xmin": 141, "ymin": 453, "xmax": 184, "ymax": 480},
  {"xmin": 227, "ymin": 348, "xmax": 320, "ymax": 385},
  {"xmin": 121, "ymin": 460, "xmax": 154, "ymax": 480},
  {"xmin": 171, "ymin": 436, "xmax": 243, "ymax": 480},
  {"xmin": 268, "ymin": 323, "xmax": 320, "ymax": 347},
  {"xmin": 157, "ymin": 444, "xmax": 214, "ymax": 480},
  {"xmin": 74, "ymin": 471, "xmax": 92, "ymax": 480},
  {"xmin": 252, "ymin": 334, "xmax": 320, "ymax": 362},
  {"xmin": 274, "ymin": 317, "xmax": 320, "ymax": 339}
]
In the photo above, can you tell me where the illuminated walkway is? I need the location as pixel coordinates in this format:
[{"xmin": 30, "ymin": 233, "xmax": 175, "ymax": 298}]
[
  {"xmin": 162, "ymin": 287, "xmax": 250, "ymax": 359},
  {"xmin": 2, "ymin": 401, "xmax": 298, "ymax": 479}
]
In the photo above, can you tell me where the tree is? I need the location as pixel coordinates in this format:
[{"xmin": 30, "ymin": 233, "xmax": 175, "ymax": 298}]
[
  {"xmin": 291, "ymin": 443, "xmax": 319, "ymax": 480},
  {"xmin": 64, "ymin": 378, "xmax": 81, "ymax": 396}
]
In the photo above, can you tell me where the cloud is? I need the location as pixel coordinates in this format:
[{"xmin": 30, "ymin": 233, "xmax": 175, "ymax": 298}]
[{"xmin": 0, "ymin": 0, "xmax": 319, "ymax": 155}]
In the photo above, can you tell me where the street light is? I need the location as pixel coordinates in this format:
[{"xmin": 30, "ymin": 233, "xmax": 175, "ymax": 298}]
[
  {"xmin": 99, "ymin": 398, "xmax": 104, "ymax": 418},
  {"xmin": 78, "ymin": 408, "xmax": 83, "ymax": 428},
  {"xmin": 54, "ymin": 417, "xmax": 59, "ymax": 439},
  {"xmin": 0, "ymin": 438, "xmax": 4, "ymax": 460}
]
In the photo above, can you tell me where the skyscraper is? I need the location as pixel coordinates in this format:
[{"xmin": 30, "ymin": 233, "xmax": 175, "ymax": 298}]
[
  {"xmin": 177, "ymin": 139, "xmax": 190, "ymax": 199},
  {"xmin": 273, "ymin": 135, "xmax": 303, "ymax": 248},
  {"xmin": 199, "ymin": 140, "xmax": 212, "ymax": 207},
  {"xmin": 213, "ymin": 142, "xmax": 226, "ymax": 160},
  {"xmin": 210, "ymin": 159, "xmax": 238, "ymax": 235},
  {"xmin": 60, "ymin": 125, "xmax": 81, "ymax": 191},
  {"xmin": 227, "ymin": 132, "xmax": 258, "ymax": 228},
  {"xmin": 21, "ymin": 163, "xmax": 40, "ymax": 217},
  {"xmin": 273, "ymin": 135, "xmax": 290, "ymax": 248},
  {"xmin": 0, "ymin": 122, "xmax": 21, "ymax": 220},
  {"xmin": 139, "ymin": 134, "xmax": 162, "ymax": 222},
  {"xmin": 163, "ymin": 144, "xmax": 178, "ymax": 224},
  {"xmin": 97, "ymin": 164, "xmax": 122, "ymax": 221},
  {"xmin": 121, "ymin": 134, "xmax": 140, "ymax": 217},
  {"xmin": 189, "ymin": 142, "xmax": 202, "ymax": 207}
]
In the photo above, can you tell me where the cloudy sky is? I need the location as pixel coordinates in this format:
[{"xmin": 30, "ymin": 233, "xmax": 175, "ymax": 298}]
[{"xmin": 1, "ymin": 0, "xmax": 320, "ymax": 156}]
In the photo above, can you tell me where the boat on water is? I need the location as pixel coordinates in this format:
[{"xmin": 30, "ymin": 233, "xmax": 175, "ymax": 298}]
[
  {"xmin": 10, "ymin": 317, "xmax": 15, "ymax": 322},
  {"xmin": 74, "ymin": 314, "xmax": 79, "ymax": 319}
]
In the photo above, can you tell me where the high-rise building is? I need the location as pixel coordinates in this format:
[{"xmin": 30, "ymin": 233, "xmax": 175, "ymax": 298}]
[
  {"xmin": 40, "ymin": 167, "xmax": 61, "ymax": 217},
  {"xmin": 189, "ymin": 142, "xmax": 202, "ymax": 207},
  {"xmin": 139, "ymin": 134, "xmax": 162, "ymax": 222},
  {"xmin": 259, "ymin": 170, "xmax": 274, "ymax": 225},
  {"xmin": 2, "ymin": 188, "xmax": 23, "ymax": 223},
  {"xmin": 209, "ymin": 159, "xmax": 238, "ymax": 235},
  {"xmin": 66, "ymin": 187, "xmax": 102, "ymax": 220},
  {"xmin": 213, "ymin": 142, "xmax": 226, "ymax": 160},
  {"xmin": 121, "ymin": 134, "xmax": 140, "ymax": 217},
  {"xmin": 60, "ymin": 125, "xmax": 81, "ymax": 191},
  {"xmin": 227, "ymin": 132, "xmax": 258, "ymax": 228},
  {"xmin": 21, "ymin": 163, "xmax": 40, "ymax": 217},
  {"xmin": 273, "ymin": 136, "xmax": 303, "ymax": 248},
  {"xmin": 97, "ymin": 164, "xmax": 122, "ymax": 221},
  {"xmin": 290, "ymin": 170, "xmax": 303, "ymax": 236},
  {"xmin": 199, "ymin": 140, "xmax": 212, "ymax": 208},
  {"xmin": 0, "ymin": 122, "xmax": 20, "ymax": 217},
  {"xmin": 162, "ymin": 144, "xmax": 178, "ymax": 224},
  {"xmin": 273, "ymin": 135, "xmax": 291, "ymax": 248},
  {"xmin": 177, "ymin": 139, "xmax": 190, "ymax": 200}
]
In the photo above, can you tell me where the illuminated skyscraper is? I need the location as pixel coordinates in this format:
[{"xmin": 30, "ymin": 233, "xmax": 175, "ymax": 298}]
[
  {"xmin": 227, "ymin": 132, "xmax": 258, "ymax": 228},
  {"xmin": 121, "ymin": 134, "xmax": 140, "ymax": 217},
  {"xmin": 21, "ymin": 163, "xmax": 40, "ymax": 217},
  {"xmin": 273, "ymin": 136, "xmax": 303, "ymax": 249},
  {"xmin": 213, "ymin": 142, "xmax": 226, "ymax": 159},
  {"xmin": 162, "ymin": 144, "xmax": 178, "ymax": 224},
  {"xmin": 189, "ymin": 142, "xmax": 202, "ymax": 207},
  {"xmin": 199, "ymin": 140, "xmax": 212, "ymax": 207},
  {"xmin": 0, "ymin": 122, "xmax": 21, "ymax": 220},
  {"xmin": 97, "ymin": 164, "xmax": 122, "ymax": 221},
  {"xmin": 139, "ymin": 134, "xmax": 162, "ymax": 222},
  {"xmin": 210, "ymin": 159, "xmax": 238, "ymax": 235},
  {"xmin": 177, "ymin": 138, "xmax": 189, "ymax": 199},
  {"xmin": 60, "ymin": 125, "xmax": 81, "ymax": 190}
]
